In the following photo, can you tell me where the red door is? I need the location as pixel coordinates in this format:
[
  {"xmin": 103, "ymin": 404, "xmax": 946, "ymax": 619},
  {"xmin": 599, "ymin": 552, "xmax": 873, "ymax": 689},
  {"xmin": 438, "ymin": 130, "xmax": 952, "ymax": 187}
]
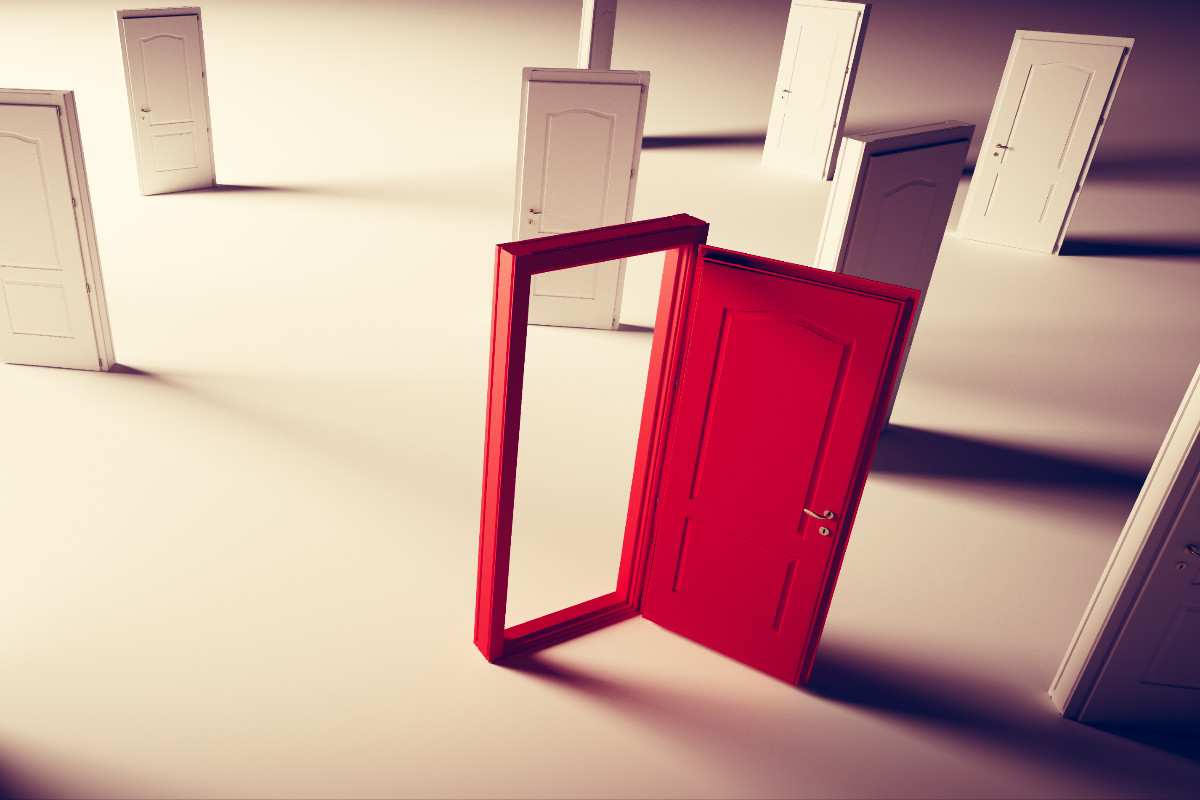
[{"xmin": 641, "ymin": 246, "xmax": 915, "ymax": 684}]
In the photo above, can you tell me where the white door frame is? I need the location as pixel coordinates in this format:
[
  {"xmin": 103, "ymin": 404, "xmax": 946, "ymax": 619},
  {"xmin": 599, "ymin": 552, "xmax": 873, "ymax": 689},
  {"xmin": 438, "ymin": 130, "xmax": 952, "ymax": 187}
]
[
  {"xmin": 0, "ymin": 89, "xmax": 116, "ymax": 371},
  {"xmin": 116, "ymin": 6, "xmax": 216, "ymax": 195},
  {"xmin": 762, "ymin": 0, "xmax": 870, "ymax": 180},
  {"xmin": 958, "ymin": 30, "xmax": 1133, "ymax": 254},
  {"xmin": 815, "ymin": 121, "xmax": 973, "ymax": 422},
  {"xmin": 578, "ymin": 0, "xmax": 618, "ymax": 70},
  {"xmin": 512, "ymin": 67, "xmax": 650, "ymax": 330},
  {"xmin": 1051, "ymin": 364, "xmax": 1200, "ymax": 727}
]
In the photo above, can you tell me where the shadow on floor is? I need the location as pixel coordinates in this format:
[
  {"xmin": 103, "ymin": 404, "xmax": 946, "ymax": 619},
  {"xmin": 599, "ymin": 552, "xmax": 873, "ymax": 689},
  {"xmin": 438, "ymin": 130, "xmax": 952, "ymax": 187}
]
[
  {"xmin": 807, "ymin": 639, "xmax": 1200, "ymax": 774},
  {"xmin": 502, "ymin": 643, "xmax": 1200, "ymax": 792},
  {"xmin": 872, "ymin": 425, "xmax": 1147, "ymax": 491},
  {"xmin": 642, "ymin": 132, "xmax": 766, "ymax": 149},
  {"xmin": 615, "ymin": 323, "xmax": 654, "ymax": 334},
  {"xmin": 1059, "ymin": 237, "xmax": 1200, "ymax": 257}
]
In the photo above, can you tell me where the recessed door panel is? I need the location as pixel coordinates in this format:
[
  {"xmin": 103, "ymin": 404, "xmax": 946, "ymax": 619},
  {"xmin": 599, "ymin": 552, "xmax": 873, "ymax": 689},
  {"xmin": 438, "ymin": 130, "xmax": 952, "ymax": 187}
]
[
  {"xmin": 118, "ymin": 9, "xmax": 215, "ymax": 195},
  {"xmin": 763, "ymin": 1, "xmax": 869, "ymax": 179},
  {"xmin": 514, "ymin": 70, "xmax": 648, "ymax": 329},
  {"xmin": 0, "ymin": 100, "xmax": 110, "ymax": 370},
  {"xmin": 642, "ymin": 248, "xmax": 914, "ymax": 684},
  {"xmin": 958, "ymin": 31, "xmax": 1131, "ymax": 253}
]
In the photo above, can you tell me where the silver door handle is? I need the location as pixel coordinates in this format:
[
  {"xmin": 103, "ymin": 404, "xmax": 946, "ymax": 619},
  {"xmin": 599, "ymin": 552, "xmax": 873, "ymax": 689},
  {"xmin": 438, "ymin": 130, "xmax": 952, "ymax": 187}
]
[
  {"xmin": 1186, "ymin": 544, "xmax": 1200, "ymax": 558},
  {"xmin": 141, "ymin": 107, "xmax": 150, "ymax": 113},
  {"xmin": 528, "ymin": 209, "xmax": 542, "ymax": 214},
  {"xmin": 995, "ymin": 143, "xmax": 1010, "ymax": 149},
  {"xmin": 803, "ymin": 509, "xmax": 836, "ymax": 520}
]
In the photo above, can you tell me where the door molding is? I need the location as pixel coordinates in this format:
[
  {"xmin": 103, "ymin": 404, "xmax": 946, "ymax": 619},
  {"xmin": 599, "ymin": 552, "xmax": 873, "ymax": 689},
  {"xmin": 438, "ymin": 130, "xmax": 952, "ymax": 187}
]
[{"xmin": 0, "ymin": 89, "xmax": 116, "ymax": 371}]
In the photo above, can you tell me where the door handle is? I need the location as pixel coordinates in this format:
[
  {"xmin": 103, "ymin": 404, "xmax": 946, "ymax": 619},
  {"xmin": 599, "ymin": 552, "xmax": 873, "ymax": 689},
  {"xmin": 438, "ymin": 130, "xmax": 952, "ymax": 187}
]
[
  {"xmin": 995, "ymin": 143, "xmax": 1011, "ymax": 149},
  {"xmin": 803, "ymin": 509, "xmax": 836, "ymax": 520},
  {"xmin": 141, "ymin": 107, "xmax": 150, "ymax": 113},
  {"xmin": 1187, "ymin": 544, "xmax": 1200, "ymax": 558},
  {"xmin": 528, "ymin": 209, "xmax": 542, "ymax": 214}
]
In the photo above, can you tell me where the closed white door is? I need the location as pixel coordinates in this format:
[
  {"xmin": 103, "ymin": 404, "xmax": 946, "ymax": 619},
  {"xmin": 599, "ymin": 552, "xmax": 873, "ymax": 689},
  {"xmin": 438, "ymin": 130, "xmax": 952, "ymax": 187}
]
[
  {"xmin": 578, "ymin": 0, "xmax": 618, "ymax": 70},
  {"xmin": 958, "ymin": 31, "xmax": 1132, "ymax": 254},
  {"xmin": 1052, "ymin": 365, "xmax": 1200, "ymax": 734},
  {"xmin": 0, "ymin": 97, "xmax": 113, "ymax": 370},
  {"xmin": 815, "ymin": 122, "xmax": 973, "ymax": 421},
  {"xmin": 514, "ymin": 68, "xmax": 648, "ymax": 329},
  {"xmin": 118, "ymin": 8, "xmax": 215, "ymax": 195},
  {"xmin": 762, "ymin": 0, "xmax": 869, "ymax": 180}
]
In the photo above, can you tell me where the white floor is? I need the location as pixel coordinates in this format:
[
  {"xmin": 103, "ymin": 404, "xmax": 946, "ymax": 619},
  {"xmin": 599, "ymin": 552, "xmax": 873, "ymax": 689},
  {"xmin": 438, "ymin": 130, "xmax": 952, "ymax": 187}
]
[{"xmin": 2, "ymin": 1, "xmax": 1200, "ymax": 797}]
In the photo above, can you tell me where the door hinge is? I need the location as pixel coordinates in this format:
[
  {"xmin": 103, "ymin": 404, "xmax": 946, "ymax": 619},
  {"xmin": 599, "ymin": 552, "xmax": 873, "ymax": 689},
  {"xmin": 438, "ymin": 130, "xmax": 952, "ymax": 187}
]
[
  {"xmin": 673, "ymin": 376, "xmax": 679, "ymax": 391},
  {"xmin": 98, "ymin": 358, "xmax": 103, "ymax": 368},
  {"xmin": 72, "ymin": 197, "xmax": 77, "ymax": 207},
  {"xmin": 86, "ymin": 283, "xmax": 91, "ymax": 293},
  {"xmin": 56, "ymin": 107, "xmax": 62, "ymax": 116}
]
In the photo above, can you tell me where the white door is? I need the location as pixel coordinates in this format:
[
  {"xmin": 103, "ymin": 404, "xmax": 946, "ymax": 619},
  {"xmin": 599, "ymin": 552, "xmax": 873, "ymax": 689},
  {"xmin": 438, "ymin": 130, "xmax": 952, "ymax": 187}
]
[
  {"xmin": 578, "ymin": 0, "xmax": 618, "ymax": 70},
  {"xmin": 1051, "ymin": 364, "xmax": 1200, "ymax": 734},
  {"xmin": 117, "ymin": 7, "xmax": 216, "ymax": 195},
  {"xmin": 762, "ymin": 0, "xmax": 869, "ymax": 180},
  {"xmin": 815, "ymin": 121, "xmax": 973, "ymax": 422},
  {"xmin": 0, "ymin": 91, "xmax": 115, "ymax": 371},
  {"xmin": 957, "ymin": 31, "xmax": 1133, "ymax": 254},
  {"xmin": 513, "ymin": 68, "xmax": 649, "ymax": 329}
]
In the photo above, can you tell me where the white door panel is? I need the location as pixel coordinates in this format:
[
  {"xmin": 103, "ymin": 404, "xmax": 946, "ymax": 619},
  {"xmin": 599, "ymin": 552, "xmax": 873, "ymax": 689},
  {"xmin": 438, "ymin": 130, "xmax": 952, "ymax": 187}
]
[
  {"xmin": 1052, "ymin": 364, "xmax": 1200, "ymax": 733},
  {"xmin": 514, "ymin": 69, "xmax": 648, "ymax": 329},
  {"xmin": 578, "ymin": 0, "xmax": 618, "ymax": 70},
  {"xmin": 958, "ymin": 31, "xmax": 1132, "ymax": 253},
  {"xmin": 816, "ymin": 122, "xmax": 972, "ymax": 422},
  {"xmin": 762, "ymin": 0, "xmax": 869, "ymax": 180},
  {"xmin": 118, "ymin": 8, "xmax": 215, "ymax": 195},
  {"xmin": 0, "ymin": 93, "xmax": 115, "ymax": 370}
]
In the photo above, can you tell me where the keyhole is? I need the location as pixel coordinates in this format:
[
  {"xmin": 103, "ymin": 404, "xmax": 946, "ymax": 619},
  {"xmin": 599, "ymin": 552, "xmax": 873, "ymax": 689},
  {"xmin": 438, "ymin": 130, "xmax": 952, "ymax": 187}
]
[{"xmin": 1177, "ymin": 562, "xmax": 1189, "ymax": 571}]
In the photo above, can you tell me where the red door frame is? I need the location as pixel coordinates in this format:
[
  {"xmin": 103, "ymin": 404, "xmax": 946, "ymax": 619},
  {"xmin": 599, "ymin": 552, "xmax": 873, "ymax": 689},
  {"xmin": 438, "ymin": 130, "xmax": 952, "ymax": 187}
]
[
  {"xmin": 475, "ymin": 214, "xmax": 710, "ymax": 661},
  {"xmin": 474, "ymin": 214, "xmax": 917, "ymax": 676}
]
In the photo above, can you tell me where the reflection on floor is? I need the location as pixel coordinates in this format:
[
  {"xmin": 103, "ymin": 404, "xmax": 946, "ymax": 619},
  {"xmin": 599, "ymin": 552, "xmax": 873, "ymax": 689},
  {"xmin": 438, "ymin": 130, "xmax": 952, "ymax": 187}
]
[{"xmin": 1, "ymin": 0, "xmax": 1199, "ymax": 797}]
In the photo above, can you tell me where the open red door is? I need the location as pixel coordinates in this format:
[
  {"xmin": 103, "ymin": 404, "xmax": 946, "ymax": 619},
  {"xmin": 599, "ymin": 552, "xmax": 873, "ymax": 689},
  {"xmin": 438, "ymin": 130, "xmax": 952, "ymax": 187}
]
[
  {"xmin": 640, "ymin": 246, "xmax": 915, "ymax": 684},
  {"xmin": 475, "ymin": 218, "xmax": 916, "ymax": 685}
]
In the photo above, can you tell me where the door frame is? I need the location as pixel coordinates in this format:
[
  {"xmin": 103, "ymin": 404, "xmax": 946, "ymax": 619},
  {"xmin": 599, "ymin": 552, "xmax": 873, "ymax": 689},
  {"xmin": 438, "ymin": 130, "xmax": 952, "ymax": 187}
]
[
  {"xmin": 958, "ymin": 30, "xmax": 1133, "ymax": 254},
  {"xmin": 474, "ymin": 214, "xmax": 916, "ymax": 670},
  {"xmin": 1051, "ymin": 364, "xmax": 1200, "ymax": 719},
  {"xmin": 578, "ymin": 0, "xmax": 618, "ymax": 70},
  {"xmin": 115, "ymin": 6, "xmax": 217, "ymax": 195},
  {"xmin": 0, "ymin": 88, "xmax": 116, "ymax": 371},
  {"xmin": 475, "ymin": 215, "xmax": 709, "ymax": 662}
]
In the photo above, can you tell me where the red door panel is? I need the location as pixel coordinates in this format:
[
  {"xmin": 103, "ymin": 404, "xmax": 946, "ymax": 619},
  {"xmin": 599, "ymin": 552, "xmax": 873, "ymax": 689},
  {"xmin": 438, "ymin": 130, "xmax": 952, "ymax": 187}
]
[{"xmin": 642, "ymin": 247, "xmax": 915, "ymax": 684}]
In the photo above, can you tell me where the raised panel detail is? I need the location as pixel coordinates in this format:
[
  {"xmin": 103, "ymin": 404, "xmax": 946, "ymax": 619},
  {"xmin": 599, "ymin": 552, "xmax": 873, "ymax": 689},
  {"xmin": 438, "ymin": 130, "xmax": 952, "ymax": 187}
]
[
  {"xmin": 691, "ymin": 310, "xmax": 848, "ymax": 530},
  {"xmin": 541, "ymin": 110, "xmax": 615, "ymax": 233},
  {"xmin": 0, "ymin": 133, "xmax": 61, "ymax": 270},
  {"xmin": 1141, "ymin": 606, "xmax": 1200, "ymax": 690},
  {"xmin": 2, "ymin": 280, "xmax": 73, "ymax": 338},
  {"xmin": 141, "ymin": 33, "xmax": 194, "ymax": 125},
  {"xmin": 673, "ymin": 520, "xmax": 796, "ymax": 630},
  {"xmin": 983, "ymin": 174, "xmax": 1054, "ymax": 223},
  {"xmin": 857, "ymin": 178, "xmax": 938, "ymax": 286},
  {"xmin": 151, "ymin": 131, "xmax": 198, "ymax": 172},
  {"xmin": 1006, "ymin": 62, "xmax": 1093, "ymax": 171}
]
